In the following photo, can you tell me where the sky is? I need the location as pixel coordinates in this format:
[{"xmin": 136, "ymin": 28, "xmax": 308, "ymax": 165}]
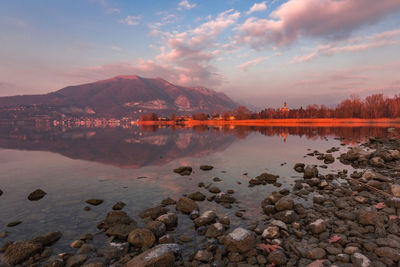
[{"xmin": 0, "ymin": 0, "xmax": 400, "ymax": 108}]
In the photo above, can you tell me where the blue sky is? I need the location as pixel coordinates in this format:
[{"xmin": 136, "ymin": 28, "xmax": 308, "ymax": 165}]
[{"xmin": 1, "ymin": 0, "xmax": 400, "ymax": 107}]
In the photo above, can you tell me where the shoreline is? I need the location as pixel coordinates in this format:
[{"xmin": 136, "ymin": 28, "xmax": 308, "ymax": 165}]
[{"xmin": 137, "ymin": 118, "xmax": 400, "ymax": 127}]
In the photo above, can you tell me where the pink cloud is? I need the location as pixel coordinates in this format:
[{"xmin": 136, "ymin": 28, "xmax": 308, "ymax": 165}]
[
  {"xmin": 291, "ymin": 29, "xmax": 400, "ymax": 63},
  {"xmin": 236, "ymin": 0, "xmax": 400, "ymax": 49},
  {"xmin": 246, "ymin": 1, "xmax": 267, "ymax": 16},
  {"xmin": 237, "ymin": 56, "xmax": 268, "ymax": 71}
]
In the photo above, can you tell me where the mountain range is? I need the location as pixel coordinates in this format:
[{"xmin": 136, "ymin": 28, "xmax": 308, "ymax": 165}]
[{"xmin": 0, "ymin": 75, "xmax": 238, "ymax": 118}]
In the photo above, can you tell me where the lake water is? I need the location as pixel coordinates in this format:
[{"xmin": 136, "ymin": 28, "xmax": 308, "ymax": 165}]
[{"xmin": 0, "ymin": 124, "xmax": 399, "ymax": 256}]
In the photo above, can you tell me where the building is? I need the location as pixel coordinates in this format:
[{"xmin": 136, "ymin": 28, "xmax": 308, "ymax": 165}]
[{"xmin": 280, "ymin": 102, "xmax": 289, "ymax": 112}]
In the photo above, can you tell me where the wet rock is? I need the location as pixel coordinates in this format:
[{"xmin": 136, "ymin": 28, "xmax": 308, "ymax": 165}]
[
  {"xmin": 194, "ymin": 250, "xmax": 213, "ymax": 262},
  {"xmin": 309, "ymin": 219, "xmax": 326, "ymax": 234},
  {"xmin": 306, "ymin": 248, "xmax": 326, "ymax": 259},
  {"xmin": 213, "ymin": 177, "xmax": 222, "ymax": 182},
  {"xmin": 70, "ymin": 240, "xmax": 84, "ymax": 248},
  {"xmin": 294, "ymin": 163, "xmax": 305, "ymax": 172},
  {"xmin": 369, "ymin": 157, "xmax": 384, "ymax": 167},
  {"xmin": 194, "ymin": 210, "xmax": 217, "ymax": 227},
  {"xmin": 313, "ymin": 194, "xmax": 326, "ymax": 204},
  {"xmin": 139, "ymin": 206, "xmax": 168, "ymax": 219},
  {"xmin": 205, "ymin": 222, "xmax": 224, "ymax": 238},
  {"xmin": 156, "ymin": 213, "xmax": 178, "ymax": 230},
  {"xmin": 324, "ymin": 154, "xmax": 335, "ymax": 164},
  {"xmin": 173, "ymin": 166, "xmax": 192, "ymax": 176},
  {"xmin": 106, "ymin": 224, "xmax": 136, "ymax": 240},
  {"xmin": 200, "ymin": 165, "xmax": 214, "ymax": 171},
  {"xmin": 97, "ymin": 242, "xmax": 128, "ymax": 260},
  {"xmin": 391, "ymin": 184, "xmax": 400, "ymax": 197},
  {"xmin": 82, "ymin": 258, "xmax": 107, "ymax": 267},
  {"xmin": 267, "ymin": 249, "xmax": 287, "ymax": 265},
  {"xmin": 219, "ymin": 215, "xmax": 230, "ymax": 225},
  {"xmin": 97, "ymin": 211, "xmax": 136, "ymax": 230},
  {"xmin": 1, "ymin": 241, "xmax": 42, "ymax": 265},
  {"xmin": 128, "ymin": 228, "xmax": 156, "ymax": 249},
  {"xmin": 66, "ymin": 254, "xmax": 88, "ymax": 267},
  {"xmin": 7, "ymin": 221, "xmax": 22, "ymax": 227},
  {"xmin": 274, "ymin": 196, "xmax": 294, "ymax": 211},
  {"xmin": 161, "ymin": 197, "xmax": 176, "ymax": 206},
  {"xmin": 250, "ymin": 173, "xmax": 279, "ymax": 185},
  {"xmin": 209, "ymin": 186, "xmax": 221, "ymax": 194},
  {"xmin": 376, "ymin": 237, "xmax": 400, "ymax": 249},
  {"xmin": 270, "ymin": 219, "xmax": 288, "ymax": 231},
  {"xmin": 126, "ymin": 244, "xmax": 181, "ymax": 267},
  {"xmin": 112, "ymin": 201, "xmax": 126, "ymax": 210},
  {"xmin": 215, "ymin": 193, "xmax": 235, "ymax": 203},
  {"xmin": 159, "ymin": 234, "xmax": 175, "ymax": 244},
  {"xmin": 224, "ymin": 228, "xmax": 254, "ymax": 253},
  {"xmin": 351, "ymin": 252, "xmax": 372, "ymax": 267},
  {"xmin": 304, "ymin": 165, "xmax": 318, "ymax": 179},
  {"xmin": 176, "ymin": 197, "xmax": 199, "ymax": 214},
  {"xmin": 85, "ymin": 199, "xmax": 103, "ymax": 206},
  {"xmin": 262, "ymin": 226, "xmax": 279, "ymax": 239},
  {"xmin": 77, "ymin": 244, "xmax": 94, "ymax": 254},
  {"xmin": 188, "ymin": 191, "xmax": 206, "ymax": 201},
  {"xmin": 146, "ymin": 221, "xmax": 166, "ymax": 238},
  {"xmin": 336, "ymin": 253, "xmax": 350, "ymax": 262},
  {"xmin": 0, "ymin": 231, "xmax": 8, "ymax": 238},
  {"xmin": 28, "ymin": 189, "xmax": 47, "ymax": 201},
  {"xmin": 273, "ymin": 210, "xmax": 297, "ymax": 224},
  {"xmin": 31, "ymin": 232, "xmax": 62, "ymax": 246}
]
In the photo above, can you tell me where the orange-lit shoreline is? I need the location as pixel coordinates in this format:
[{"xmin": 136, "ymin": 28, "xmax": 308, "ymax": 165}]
[{"xmin": 136, "ymin": 118, "xmax": 400, "ymax": 127}]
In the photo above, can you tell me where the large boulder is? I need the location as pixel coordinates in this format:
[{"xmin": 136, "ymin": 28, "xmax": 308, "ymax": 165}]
[
  {"xmin": 176, "ymin": 197, "xmax": 199, "ymax": 214},
  {"xmin": 128, "ymin": 228, "xmax": 155, "ymax": 249},
  {"xmin": 126, "ymin": 244, "xmax": 181, "ymax": 267},
  {"xmin": 224, "ymin": 228, "xmax": 254, "ymax": 253},
  {"xmin": 1, "ymin": 241, "xmax": 42, "ymax": 265}
]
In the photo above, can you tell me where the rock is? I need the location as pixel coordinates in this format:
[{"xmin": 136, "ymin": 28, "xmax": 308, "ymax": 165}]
[
  {"xmin": 146, "ymin": 221, "xmax": 166, "ymax": 238},
  {"xmin": 294, "ymin": 163, "xmax": 305, "ymax": 172},
  {"xmin": 306, "ymin": 248, "xmax": 326, "ymax": 259},
  {"xmin": 262, "ymin": 226, "xmax": 279, "ymax": 239},
  {"xmin": 209, "ymin": 186, "xmax": 221, "ymax": 194},
  {"xmin": 273, "ymin": 210, "xmax": 297, "ymax": 224},
  {"xmin": 31, "ymin": 232, "xmax": 62, "ymax": 246},
  {"xmin": 309, "ymin": 219, "xmax": 326, "ymax": 234},
  {"xmin": 176, "ymin": 197, "xmax": 199, "ymax": 214},
  {"xmin": 194, "ymin": 210, "xmax": 216, "ymax": 227},
  {"xmin": 351, "ymin": 252, "xmax": 372, "ymax": 267},
  {"xmin": 82, "ymin": 258, "xmax": 106, "ymax": 267},
  {"xmin": 27, "ymin": 189, "xmax": 47, "ymax": 201},
  {"xmin": 97, "ymin": 211, "xmax": 136, "ymax": 230},
  {"xmin": 77, "ymin": 244, "xmax": 94, "ymax": 254},
  {"xmin": 215, "ymin": 193, "xmax": 235, "ymax": 203},
  {"xmin": 219, "ymin": 215, "xmax": 230, "ymax": 225},
  {"xmin": 139, "ymin": 206, "xmax": 168, "ymax": 219},
  {"xmin": 270, "ymin": 220, "xmax": 288, "ymax": 231},
  {"xmin": 369, "ymin": 157, "xmax": 384, "ymax": 167},
  {"xmin": 126, "ymin": 244, "xmax": 181, "ymax": 267},
  {"xmin": 0, "ymin": 231, "xmax": 8, "ymax": 238},
  {"xmin": 267, "ymin": 249, "xmax": 287, "ymax": 265},
  {"xmin": 1, "ymin": 241, "xmax": 42, "ymax": 265},
  {"xmin": 358, "ymin": 207, "xmax": 379, "ymax": 225},
  {"xmin": 112, "ymin": 201, "xmax": 126, "ymax": 210},
  {"xmin": 224, "ymin": 228, "xmax": 254, "ymax": 253},
  {"xmin": 97, "ymin": 242, "xmax": 128, "ymax": 260},
  {"xmin": 343, "ymin": 246, "xmax": 359, "ymax": 254},
  {"xmin": 128, "ymin": 228, "xmax": 156, "ymax": 249},
  {"xmin": 304, "ymin": 165, "xmax": 318, "ymax": 179},
  {"xmin": 173, "ymin": 166, "xmax": 192, "ymax": 176},
  {"xmin": 213, "ymin": 177, "xmax": 222, "ymax": 182},
  {"xmin": 205, "ymin": 223, "xmax": 224, "ymax": 238},
  {"xmin": 313, "ymin": 194, "xmax": 326, "ymax": 204},
  {"xmin": 161, "ymin": 197, "xmax": 176, "ymax": 206},
  {"xmin": 105, "ymin": 224, "xmax": 136, "ymax": 240},
  {"xmin": 85, "ymin": 199, "xmax": 103, "ymax": 206},
  {"xmin": 336, "ymin": 253, "xmax": 350, "ymax": 262},
  {"xmin": 274, "ymin": 196, "xmax": 294, "ymax": 211},
  {"xmin": 159, "ymin": 234, "xmax": 175, "ymax": 244},
  {"xmin": 324, "ymin": 154, "xmax": 335, "ymax": 164},
  {"xmin": 374, "ymin": 247, "xmax": 400, "ymax": 261},
  {"xmin": 391, "ymin": 184, "xmax": 400, "ymax": 197},
  {"xmin": 0, "ymin": 189, "xmax": 2, "ymax": 196},
  {"xmin": 66, "ymin": 254, "xmax": 88, "ymax": 267},
  {"xmin": 388, "ymin": 149, "xmax": 400, "ymax": 159},
  {"xmin": 188, "ymin": 191, "xmax": 206, "ymax": 201},
  {"xmin": 7, "ymin": 221, "xmax": 22, "ymax": 227},
  {"xmin": 376, "ymin": 237, "xmax": 400, "ymax": 249},
  {"xmin": 70, "ymin": 240, "xmax": 84, "ymax": 248},
  {"xmin": 200, "ymin": 165, "xmax": 214, "ymax": 171},
  {"xmin": 156, "ymin": 213, "xmax": 177, "ymax": 230},
  {"xmin": 250, "ymin": 173, "xmax": 279, "ymax": 185},
  {"xmin": 194, "ymin": 250, "xmax": 213, "ymax": 262}
]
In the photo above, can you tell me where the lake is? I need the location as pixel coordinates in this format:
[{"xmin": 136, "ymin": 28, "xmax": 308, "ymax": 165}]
[{"xmin": 0, "ymin": 124, "xmax": 399, "ymax": 258}]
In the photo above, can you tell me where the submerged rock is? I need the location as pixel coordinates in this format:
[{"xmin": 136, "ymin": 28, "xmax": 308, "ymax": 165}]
[
  {"xmin": 128, "ymin": 228, "xmax": 155, "ymax": 249},
  {"xmin": 194, "ymin": 210, "xmax": 217, "ymax": 227},
  {"xmin": 112, "ymin": 201, "xmax": 126, "ymax": 210},
  {"xmin": 200, "ymin": 165, "xmax": 213, "ymax": 171},
  {"xmin": 28, "ymin": 189, "xmax": 47, "ymax": 201},
  {"xmin": 176, "ymin": 197, "xmax": 199, "ymax": 214},
  {"xmin": 173, "ymin": 166, "xmax": 192, "ymax": 176},
  {"xmin": 85, "ymin": 199, "xmax": 103, "ymax": 206},
  {"xmin": 1, "ymin": 241, "xmax": 42, "ymax": 265}
]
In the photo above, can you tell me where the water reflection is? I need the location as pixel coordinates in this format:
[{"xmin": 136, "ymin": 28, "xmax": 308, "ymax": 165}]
[{"xmin": 0, "ymin": 124, "xmax": 398, "ymax": 168}]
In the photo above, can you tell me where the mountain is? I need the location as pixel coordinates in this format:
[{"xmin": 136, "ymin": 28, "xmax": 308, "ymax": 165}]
[{"xmin": 0, "ymin": 75, "xmax": 238, "ymax": 118}]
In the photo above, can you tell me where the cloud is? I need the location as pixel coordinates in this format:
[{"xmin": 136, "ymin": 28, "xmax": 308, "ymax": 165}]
[
  {"xmin": 106, "ymin": 8, "xmax": 120, "ymax": 14},
  {"xmin": 246, "ymin": 2, "xmax": 267, "ymax": 16},
  {"xmin": 178, "ymin": 0, "xmax": 196, "ymax": 10},
  {"xmin": 237, "ymin": 57, "xmax": 268, "ymax": 71},
  {"xmin": 119, "ymin": 16, "xmax": 142, "ymax": 26},
  {"xmin": 291, "ymin": 29, "xmax": 400, "ymax": 63},
  {"xmin": 236, "ymin": 0, "xmax": 400, "ymax": 49}
]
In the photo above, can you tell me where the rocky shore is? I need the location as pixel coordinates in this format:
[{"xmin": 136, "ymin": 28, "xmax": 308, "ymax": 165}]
[{"xmin": 1, "ymin": 136, "xmax": 400, "ymax": 267}]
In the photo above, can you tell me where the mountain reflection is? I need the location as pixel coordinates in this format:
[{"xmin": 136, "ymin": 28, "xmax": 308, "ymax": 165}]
[{"xmin": 0, "ymin": 124, "xmax": 398, "ymax": 168}]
